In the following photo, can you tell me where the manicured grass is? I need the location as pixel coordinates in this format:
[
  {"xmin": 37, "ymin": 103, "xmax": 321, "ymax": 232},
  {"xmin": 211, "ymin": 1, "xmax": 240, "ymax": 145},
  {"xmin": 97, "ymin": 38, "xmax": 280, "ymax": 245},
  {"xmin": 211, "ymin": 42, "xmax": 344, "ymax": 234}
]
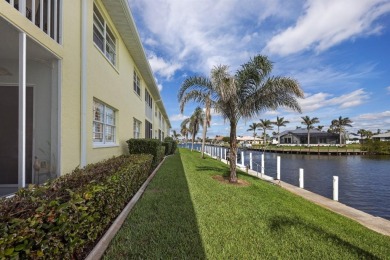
[{"xmin": 103, "ymin": 149, "xmax": 390, "ymax": 259}]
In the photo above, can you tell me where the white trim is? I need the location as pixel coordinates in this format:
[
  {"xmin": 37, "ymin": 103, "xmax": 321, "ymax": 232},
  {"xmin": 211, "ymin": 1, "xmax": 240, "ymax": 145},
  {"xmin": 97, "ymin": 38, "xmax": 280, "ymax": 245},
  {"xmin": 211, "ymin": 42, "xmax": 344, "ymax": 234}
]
[
  {"xmin": 80, "ymin": 0, "xmax": 88, "ymax": 167},
  {"xmin": 18, "ymin": 32, "xmax": 26, "ymax": 189},
  {"xmin": 57, "ymin": 60, "xmax": 62, "ymax": 177},
  {"xmin": 93, "ymin": 144, "xmax": 120, "ymax": 149}
]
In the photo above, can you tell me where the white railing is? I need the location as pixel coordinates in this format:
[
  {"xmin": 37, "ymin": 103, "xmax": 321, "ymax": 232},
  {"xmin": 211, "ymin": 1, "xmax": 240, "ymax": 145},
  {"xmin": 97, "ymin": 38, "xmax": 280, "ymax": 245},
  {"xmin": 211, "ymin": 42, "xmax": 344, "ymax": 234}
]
[{"xmin": 5, "ymin": 0, "xmax": 62, "ymax": 43}]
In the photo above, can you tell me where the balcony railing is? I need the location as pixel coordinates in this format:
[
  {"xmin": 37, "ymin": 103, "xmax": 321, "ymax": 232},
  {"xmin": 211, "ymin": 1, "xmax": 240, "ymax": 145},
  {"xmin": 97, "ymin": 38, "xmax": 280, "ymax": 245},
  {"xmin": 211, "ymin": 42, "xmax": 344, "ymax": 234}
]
[{"xmin": 5, "ymin": 0, "xmax": 62, "ymax": 43}]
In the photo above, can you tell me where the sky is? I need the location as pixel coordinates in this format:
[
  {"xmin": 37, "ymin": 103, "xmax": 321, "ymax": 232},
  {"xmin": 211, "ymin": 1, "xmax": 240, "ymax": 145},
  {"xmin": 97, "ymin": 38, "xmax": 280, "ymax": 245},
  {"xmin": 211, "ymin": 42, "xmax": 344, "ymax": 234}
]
[{"xmin": 128, "ymin": 0, "xmax": 390, "ymax": 138}]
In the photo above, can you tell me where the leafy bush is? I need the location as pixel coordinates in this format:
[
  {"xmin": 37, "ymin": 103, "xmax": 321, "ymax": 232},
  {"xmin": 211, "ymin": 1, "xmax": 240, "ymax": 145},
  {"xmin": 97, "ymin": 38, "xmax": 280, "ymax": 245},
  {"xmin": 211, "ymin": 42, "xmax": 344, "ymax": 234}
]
[
  {"xmin": 163, "ymin": 137, "xmax": 177, "ymax": 155},
  {"xmin": 127, "ymin": 139, "xmax": 163, "ymax": 167},
  {"xmin": 162, "ymin": 142, "xmax": 173, "ymax": 155},
  {"xmin": 0, "ymin": 154, "xmax": 153, "ymax": 259},
  {"xmin": 361, "ymin": 140, "xmax": 390, "ymax": 155}
]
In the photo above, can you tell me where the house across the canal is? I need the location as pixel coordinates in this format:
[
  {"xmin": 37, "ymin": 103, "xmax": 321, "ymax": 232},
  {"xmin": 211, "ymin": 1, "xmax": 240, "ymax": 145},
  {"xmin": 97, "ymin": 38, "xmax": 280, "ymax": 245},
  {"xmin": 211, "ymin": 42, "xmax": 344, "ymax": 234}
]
[
  {"xmin": 372, "ymin": 132, "xmax": 390, "ymax": 142},
  {"xmin": 278, "ymin": 129, "xmax": 339, "ymax": 145}
]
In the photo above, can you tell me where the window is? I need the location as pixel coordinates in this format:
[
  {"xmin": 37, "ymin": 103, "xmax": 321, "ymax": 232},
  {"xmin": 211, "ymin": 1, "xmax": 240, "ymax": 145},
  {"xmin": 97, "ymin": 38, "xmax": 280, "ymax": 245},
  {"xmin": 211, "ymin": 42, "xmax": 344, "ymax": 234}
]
[
  {"xmin": 93, "ymin": 100, "xmax": 116, "ymax": 144},
  {"xmin": 133, "ymin": 71, "xmax": 141, "ymax": 96},
  {"xmin": 93, "ymin": 5, "xmax": 116, "ymax": 65},
  {"xmin": 145, "ymin": 120, "xmax": 153, "ymax": 139},
  {"xmin": 133, "ymin": 118, "xmax": 141, "ymax": 139},
  {"xmin": 145, "ymin": 90, "xmax": 152, "ymax": 109}
]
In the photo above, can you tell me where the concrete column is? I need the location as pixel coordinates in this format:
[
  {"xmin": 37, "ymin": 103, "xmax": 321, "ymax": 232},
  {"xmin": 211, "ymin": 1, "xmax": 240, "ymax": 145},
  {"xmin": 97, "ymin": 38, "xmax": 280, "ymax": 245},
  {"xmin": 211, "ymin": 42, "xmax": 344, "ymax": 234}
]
[
  {"xmin": 277, "ymin": 156, "xmax": 281, "ymax": 180},
  {"xmin": 18, "ymin": 32, "xmax": 26, "ymax": 189},
  {"xmin": 261, "ymin": 153, "xmax": 265, "ymax": 176}
]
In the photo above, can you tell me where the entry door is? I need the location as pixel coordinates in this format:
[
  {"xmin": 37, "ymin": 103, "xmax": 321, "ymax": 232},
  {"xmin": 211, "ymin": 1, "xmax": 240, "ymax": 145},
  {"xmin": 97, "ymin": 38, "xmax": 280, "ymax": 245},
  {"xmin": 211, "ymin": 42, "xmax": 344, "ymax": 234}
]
[{"xmin": 0, "ymin": 86, "xmax": 33, "ymax": 184}]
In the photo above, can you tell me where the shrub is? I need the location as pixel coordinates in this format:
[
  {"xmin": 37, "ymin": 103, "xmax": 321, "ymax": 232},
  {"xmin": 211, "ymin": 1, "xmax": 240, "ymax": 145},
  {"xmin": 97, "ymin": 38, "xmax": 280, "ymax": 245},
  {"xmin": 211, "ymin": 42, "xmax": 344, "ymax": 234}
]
[
  {"xmin": 362, "ymin": 140, "xmax": 390, "ymax": 155},
  {"xmin": 127, "ymin": 139, "xmax": 163, "ymax": 167},
  {"xmin": 0, "ymin": 154, "xmax": 153, "ymax": 259},
  {"xmin": 162, "ymin": 142, "xmax": 173, "ymax": 155},
  {"xmin": 163, "ymin": 137, "xmax": 177, "ymax": 155}
]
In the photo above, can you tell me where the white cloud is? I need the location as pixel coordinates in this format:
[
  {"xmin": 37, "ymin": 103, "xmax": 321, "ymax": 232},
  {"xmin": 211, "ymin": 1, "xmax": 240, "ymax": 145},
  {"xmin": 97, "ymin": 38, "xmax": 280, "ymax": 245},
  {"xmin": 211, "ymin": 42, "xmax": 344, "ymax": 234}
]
[
  {"xmin": 169, "ymin": 114, "xmax": 189, "ymax": 122},
  {"xmin": 148, "ymin": 53, "xmax": 182, "ymax": 79},
  {"xmin": 387, "ymin": 86, "xmax": 390, "ymax": 94},
  {"xmin": 352, "ymin": 111, "xmax": 390, "ymax": 132},
  {"xmin": 299, "ymin": 89, "xmax": 369, "ymax": 112},
  {"xmin": 265, "ymin": 0, "xmax": 390, "ymax": 56}
]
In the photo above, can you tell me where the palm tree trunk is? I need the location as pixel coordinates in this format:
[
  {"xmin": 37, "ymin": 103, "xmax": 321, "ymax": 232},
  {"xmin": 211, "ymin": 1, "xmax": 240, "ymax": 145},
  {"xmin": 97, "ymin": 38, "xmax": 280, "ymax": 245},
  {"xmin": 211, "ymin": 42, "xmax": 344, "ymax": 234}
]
[
  {"xmin": 277, "ymin": 126, "xmax": 280, "ymax": 145},
  {"xmin": 201, "ymin": 117, "xmax": 207, "ymax": 158},
  {"xmin": 229, "ymin": 121, "xmax": 237, "ymax": 183},
  {"xmin": 340, "ymin": 131, "xmax": 342, "ymax": 146},
  {"xmin": 191, "ymin": 134, "xmax": 194, "ymax": 151},
  {"xmin": 308, "ymin": 130, "xmax": 310, "ymax": 146}
]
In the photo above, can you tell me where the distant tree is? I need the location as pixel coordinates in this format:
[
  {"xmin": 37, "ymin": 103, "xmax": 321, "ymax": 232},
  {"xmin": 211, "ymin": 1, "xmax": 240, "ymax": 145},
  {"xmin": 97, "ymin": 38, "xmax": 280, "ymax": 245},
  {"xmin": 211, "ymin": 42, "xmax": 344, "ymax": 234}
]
[
  {"xmin": 273, "ymin": 116, "xmax": 290, "ymax": 145},
  {"xmin": 178, "ymin": 76, "xmax": 212, "ymax": 159},
  {"xmin": 301, "ymin": 116, "xmax": 320, "ymax": 146},
  {"xmin": 182, "ymin": 107, "xmax": 204, "ymax": 151},
  {"xmin": 316, "ymin": 125, "xmax": 324, "ymax": 131},
  {"xmin": 180, "ymin": 120, "xmax": 191, "ymax": 143},
  {"xmin": 258, "ymin": 119, "xmax": 274, "ymax": 144},
  {"xmin": 172, "ymin": 130, "xmax": 181, "ymax": 141},
  {"xmin": 247, "ymin": 123, "xmax": 259, "ymax": 140},
  {"xmin": 377, "ymin": 129, "xmax": 381, "ymax": 134},
  {"xmin": 331, "ymin": 116, "xmax": 353, "ymax": 145},
  {"xmin": 222, "ymin": 136, "xmax": 231, "ymax": 144}
]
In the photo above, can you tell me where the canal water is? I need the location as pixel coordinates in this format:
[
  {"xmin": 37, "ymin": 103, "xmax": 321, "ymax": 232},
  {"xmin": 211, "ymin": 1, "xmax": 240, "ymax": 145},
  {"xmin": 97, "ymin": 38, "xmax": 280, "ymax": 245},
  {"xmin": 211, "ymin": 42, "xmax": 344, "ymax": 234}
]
[{"xmin": 179, "ymin": 143, "xmax": 390, "ymax": 220}]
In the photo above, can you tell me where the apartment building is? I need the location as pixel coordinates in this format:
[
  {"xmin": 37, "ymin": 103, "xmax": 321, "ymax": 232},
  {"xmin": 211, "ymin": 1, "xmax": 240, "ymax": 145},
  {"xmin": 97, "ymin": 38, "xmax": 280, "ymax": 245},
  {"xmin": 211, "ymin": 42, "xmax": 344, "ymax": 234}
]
[{"xmin": 0, "ymin": 0, "xmax": 171, "ymax": 195}]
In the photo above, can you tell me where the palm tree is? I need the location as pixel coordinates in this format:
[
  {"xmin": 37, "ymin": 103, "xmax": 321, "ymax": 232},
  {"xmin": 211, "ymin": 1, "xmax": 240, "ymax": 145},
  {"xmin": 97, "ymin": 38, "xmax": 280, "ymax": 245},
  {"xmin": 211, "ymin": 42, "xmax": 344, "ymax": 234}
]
[
  {"xmin": 179, "ymin": 55, "xmax": 303, "ymax": 182},
  {"xmin": 247, "ymin": 122, "xmax": 259, "ymax": 141},
  {"xmin": 178, "ymin": 77, "xmax": 212, "ymax": 158},
  {"xmin": 316, "ymin": 125, "xmax": 324, "ymax": 131},
  {"xmin": 258, "ymin": 119, "xmax": 274, "ymax": 145},
  {"xmin": 180, "ymin": 120, "xmax": 190, "ymax": 143},
  {"xmin": 301, "ymin": 116, "xmax": 320, "ymax": 146},
  {"xmin": 187, "ymin": 107, "xmax": 204, "ymax": 151},
  {"xmin": 273, "ymin": 116, "xmax": 289, "ymax": 145},
  {"xmin": 172, "ymin": 130, "xmax": 181, "ymax": 141},
  {"xmin": 330, "ymin": 116, "xmax": 353, "ymax": 145}
]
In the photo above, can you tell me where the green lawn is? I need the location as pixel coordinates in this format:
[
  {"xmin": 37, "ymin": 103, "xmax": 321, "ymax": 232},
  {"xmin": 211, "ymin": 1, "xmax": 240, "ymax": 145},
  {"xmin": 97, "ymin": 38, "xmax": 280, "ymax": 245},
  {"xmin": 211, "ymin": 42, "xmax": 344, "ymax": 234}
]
[{"xmin": 103, "ymin": 148, "xmax": 390, "ymax": 259}]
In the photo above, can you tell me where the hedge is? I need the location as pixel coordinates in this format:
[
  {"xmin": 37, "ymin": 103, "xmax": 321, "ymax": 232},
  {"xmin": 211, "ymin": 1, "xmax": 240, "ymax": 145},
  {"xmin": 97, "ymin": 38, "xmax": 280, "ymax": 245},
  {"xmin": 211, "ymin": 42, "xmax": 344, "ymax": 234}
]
[
  {"xmin": 0, "ymin": 154, "xmax": 153, "ymax": 259},
  {"xmin": 127, "ymin": 139, "xmax": 164, "ymax": 167},
  {"xmin": 163, "ymin": 137, "xmax": 177, "ymax": 155},
  {"xmin": 162, "ymin": 142, "xmax": 173, "ymax": 155}
]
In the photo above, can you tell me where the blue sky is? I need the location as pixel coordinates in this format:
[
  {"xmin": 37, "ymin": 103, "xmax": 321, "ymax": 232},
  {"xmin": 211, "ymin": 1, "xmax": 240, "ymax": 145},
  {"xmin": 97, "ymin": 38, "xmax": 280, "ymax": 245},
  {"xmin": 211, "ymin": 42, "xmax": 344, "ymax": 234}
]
[{"xmin": 128, "ymin": 0, "xmax": 390, "ymax": 138}]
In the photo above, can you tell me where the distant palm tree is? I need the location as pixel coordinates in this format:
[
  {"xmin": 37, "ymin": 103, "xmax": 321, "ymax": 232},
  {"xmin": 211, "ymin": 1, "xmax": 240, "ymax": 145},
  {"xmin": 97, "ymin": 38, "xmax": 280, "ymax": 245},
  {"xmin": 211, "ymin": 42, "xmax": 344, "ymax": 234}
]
[
  {"xmin": 178, "ymin": 78, "xmax": 212, "ymax": 158},
  {"xmin": 180, "ymin": 120, "xmax": 190, "ymax": 143},
  {"xmin": 273, "ymin": 116, "xmax": 289, "ymax": 145},
  {"xmin": 172, "ymin": 130, "xmax": 181, "ymax": 141},
  {"xmin": 258, "ymin": 119, "xmax": 274, "ymax": 145},
  {"xmin": 301, "ymin": 116, "xmax": 320, "ymax": 146},
  {"xmin": 316, "ymin": 125, "xmax": 324, "ymax": 131},
  {"xmin": 187, "ymin": 107, "xmax": 204, "ymax": 151},
  {"xmin": 331, "ymin": 116, "xmax": 353, "ymax": 145},
  {"xmin": 205, "ymin": 55, "xmax": 303, "ymax": 182},
  {"xmin": 247, "ymin": 122, "xmax": 259, "ymax": 140}
]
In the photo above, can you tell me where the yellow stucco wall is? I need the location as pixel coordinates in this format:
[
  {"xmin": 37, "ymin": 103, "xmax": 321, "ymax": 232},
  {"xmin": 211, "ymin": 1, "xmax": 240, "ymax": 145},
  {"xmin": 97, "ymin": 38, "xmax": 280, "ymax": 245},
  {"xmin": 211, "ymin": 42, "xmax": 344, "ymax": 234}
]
[{"xmin": 1, "ymin": 0, "xmax": 170, "ymax": 175}]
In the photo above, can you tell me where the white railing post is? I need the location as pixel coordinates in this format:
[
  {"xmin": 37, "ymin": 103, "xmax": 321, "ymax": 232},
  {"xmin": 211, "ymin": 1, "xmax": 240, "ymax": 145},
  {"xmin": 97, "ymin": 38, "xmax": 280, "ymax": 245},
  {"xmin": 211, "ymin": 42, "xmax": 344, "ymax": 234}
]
[
  {"xmin": 224, "ymin": 148, "xmax": 227, "ymax": 160},
  {"xmin": 32, "ymin": 0, "xmax": 36, "ymax": 24},
  {"xmin": 47, "ymin": 0, "xmax": 51, "ymax": 37},
  {"xmin": 40, "ymin": 0, "xmax": 44, "ymax": 30},
  {"xmin": 333, "ymin": 176, "xmax": 339, "ymax": 201},
  {"xmin": 299, "ymin": 168, "xmax": 304, "ymax": 188},
  {"xmin": 249, "ymin": 153, "xmax": 253, "ymax": 170},
  {"xmin": 261, "ymin": 153, "xmax": 265, "ymax": 176},
  {"xmin": 241, "ymin": 151, "xmax": 244, "ymax": 166},
  {"xmin": 54, "ymin": 0, "xmax": 58, "ymax": 41},
  {"xmin": 277, "ymin": 156, "xmax": 281, "ymax": 180},
  {"xmin": 19, "ymin": 0, "xmax": 26, "ymax": 16}
]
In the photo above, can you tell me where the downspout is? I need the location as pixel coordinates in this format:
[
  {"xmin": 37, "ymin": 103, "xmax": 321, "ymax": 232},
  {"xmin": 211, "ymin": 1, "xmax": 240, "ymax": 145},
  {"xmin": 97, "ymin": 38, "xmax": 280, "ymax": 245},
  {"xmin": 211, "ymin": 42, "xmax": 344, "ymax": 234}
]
[{"xmin": 80, "ymin": 0, "xmax": 87, "ymax": 167}]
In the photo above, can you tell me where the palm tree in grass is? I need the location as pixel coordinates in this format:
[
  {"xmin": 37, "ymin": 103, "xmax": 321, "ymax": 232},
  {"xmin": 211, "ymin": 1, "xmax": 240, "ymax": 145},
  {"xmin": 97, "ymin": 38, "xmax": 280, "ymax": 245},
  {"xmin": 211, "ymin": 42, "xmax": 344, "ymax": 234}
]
[
  {"xmin": 172, "ymin": 130, "xmax": 181, "ymax": 141},
  {"xmin": 357, "ymin": 129, "xmax": 366, "ymax": 144},
  {"xmin": 186, "ymin": 107, "xmax": 204, "ymax": 151},
  {"xmin": 301, "ymin": 116, "xmax": 320, "ymax": 146},
  {"xmin": 182, "ymin": 55, "xmax": 303, "ymax": 182},
  {"xmin": 258, "ymin": 119, "xmax": 274, "ymax": 145},
  {"xmin": 247, "ymin": 122, "xmax": 259, "ymax": 141},
  {"xmin": 273, "ymin": 116, "xmax": 290, "ymax": 145},
  {"xmin": 180, "ymin": 120, "xmax": 190, "ymax": 143},
  {"xmin": 178, "ymin": 78, "xmax": 212, "ymax": 159},
  {"xmin": 331, "ymin": 116, "xmax": 353, "ymax": 145}
]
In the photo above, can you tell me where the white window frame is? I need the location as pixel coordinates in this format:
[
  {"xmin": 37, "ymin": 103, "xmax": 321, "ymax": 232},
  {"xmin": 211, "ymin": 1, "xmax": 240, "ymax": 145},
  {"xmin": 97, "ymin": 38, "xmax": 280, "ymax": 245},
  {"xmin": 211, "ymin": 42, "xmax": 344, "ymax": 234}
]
[
  {"xmin": 133, "ymin": 118, "xmax": 141, "ymax": 139},
  {"xmin": 133, "ymin": 70, "xmax": 141, "ymax": 96},
  {"xmin": 93, "ymin": 99, "xmax": 117, "ymax": 146},
  {"xmin": 93, "ymin": 4, "xmax": 116, "ymax": 65}
]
